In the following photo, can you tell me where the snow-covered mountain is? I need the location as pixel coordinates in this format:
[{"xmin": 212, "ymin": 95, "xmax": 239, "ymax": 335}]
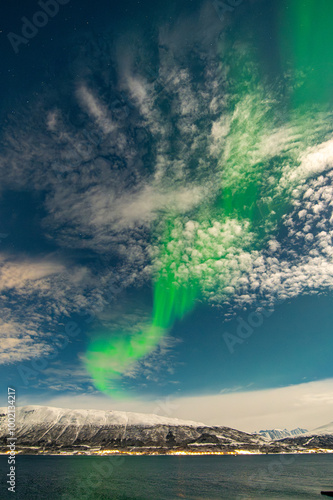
[
  {"xmin": 275, "ymin": 422, "xmax": 333, "ymax": 450},
  {"xmin": 256, "ymin": 427, "xmax": 308, "ymax": 441},
  {"xmin": 1, "ymin": 406, "xmax": 332, "ymax": 455},
  {"xmin": 307, "ymin": 421, "xmax": 333, "ymax": 436},
  {"xmin": 0, "ymin": 405, "xmax": 271, "ymax": 455},
  {"xmin": 0, "ymin": 405, "xmax": 205, "ymax": 429}
]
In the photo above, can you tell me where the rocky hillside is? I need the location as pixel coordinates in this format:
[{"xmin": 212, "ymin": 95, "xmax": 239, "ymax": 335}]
[
  {"xmin": 0, "ymin": 406, "xmax": 331, "ymax": 455},
  {"xmin": 0, "ymin": 405, "xmax": 270, "ymax": 454},
  {"xmin": 276, "ymin": 421, "xmax": 333, "ymax": 450}
]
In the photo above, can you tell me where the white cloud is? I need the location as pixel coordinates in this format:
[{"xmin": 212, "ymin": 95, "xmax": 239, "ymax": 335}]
[
  {"xmin": 0, "ymin": 318, "xmax": 52, "ymax": 364},
  {"xmin": 0, "ymin": 255, "xmax": 64, "ymax": 292},
  {"xmin": 279, "ymin": 138, "xmax": 333, "ymax": 192},
  {"xmin": 0, "ymin": 254, "xmax": 104, "ymax": 365},
  {"xmin": 76, "ymin": 85, "xmax": 116, "ymax": 135},
  {"xmin": 35, "ymin": 378, "xmax": 333, "ymax": 433}
]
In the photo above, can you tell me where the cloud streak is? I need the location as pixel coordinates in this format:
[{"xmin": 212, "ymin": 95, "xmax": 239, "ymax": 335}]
[{"xmin": 39, "ymin": 378, "xmax": 333, "ymax": 433}]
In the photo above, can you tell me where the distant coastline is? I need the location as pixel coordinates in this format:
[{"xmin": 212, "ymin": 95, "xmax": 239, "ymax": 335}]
[{"xmin": 1, "ymin": 449, "xmax": 333, "ymax": 457}]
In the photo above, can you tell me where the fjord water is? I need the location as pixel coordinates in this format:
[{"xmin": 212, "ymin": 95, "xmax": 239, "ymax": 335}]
[{"xmin": 0, "ymin": 454, "xmax": 332, "ymax": 499}]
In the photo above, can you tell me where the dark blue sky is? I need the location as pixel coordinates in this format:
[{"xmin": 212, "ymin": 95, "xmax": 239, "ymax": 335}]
[{"xmin": 1, "ymin": 0, "xmax": 333, "ymax": 423}]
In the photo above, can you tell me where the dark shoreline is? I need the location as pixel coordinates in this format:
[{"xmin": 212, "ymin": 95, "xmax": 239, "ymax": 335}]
[{"xmin": 1, "ymin": 450, "xmax": 333, "ymax": 457}]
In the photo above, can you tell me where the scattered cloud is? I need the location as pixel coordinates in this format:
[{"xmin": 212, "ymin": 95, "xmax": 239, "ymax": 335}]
[
  {"xmin": 0, "ymin": 255, "xmax": 64, "ymax": 293},
  {"xmin": 1, "ymin": 4, "xmax": 333, "ymax": 397},
  {"xmin": 0, "ymin": 253, "xmax": 103, "ymax": 364}
]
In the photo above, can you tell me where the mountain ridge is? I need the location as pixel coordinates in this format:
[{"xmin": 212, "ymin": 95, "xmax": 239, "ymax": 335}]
[
  {"xmin": 0, "ymin": 405, "xmax": 206, "ymax": 428},
  {"xmin": 256, "ymin": 428, "xmax": 308, "ymax": 441},
  {"xmin": 1, "ymin": 406, "xmax": 332, "ymax": 455}
]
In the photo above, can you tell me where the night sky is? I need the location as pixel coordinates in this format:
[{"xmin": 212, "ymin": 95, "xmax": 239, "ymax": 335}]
[{"xmin": 1, "ymin": 0, "xmax": 333, "ymax": 430}]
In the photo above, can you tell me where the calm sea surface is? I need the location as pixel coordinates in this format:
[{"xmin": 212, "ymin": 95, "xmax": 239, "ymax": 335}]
[{"xmin": 0, "ymin": 454, "xmax": 332, "ymax": 499}]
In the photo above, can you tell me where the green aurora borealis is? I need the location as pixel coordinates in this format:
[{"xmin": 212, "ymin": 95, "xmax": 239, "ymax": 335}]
[{"xmin": 85, "ymin": 0, "xmax": 333, "ymax": 396}]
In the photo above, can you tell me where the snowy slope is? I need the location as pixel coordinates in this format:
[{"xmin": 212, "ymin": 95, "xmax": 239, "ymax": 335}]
[
  {"xmin": 1, "ymin": 406, "xmax": 331, "ymax": 454},
  {"xmin": 0, "ymin": 405, "xmax": 206, "ymax": 431},
  {"xmin": 0, "ymin": 405, "xmax": 270, "ymax": 454},
  {"xmin": 305, "ymin": 421, "xmax": 333, "ymax": 436},
  {"xmin": 273, "ymin": 422, "xmax": 333, "ymax": 450},
  {"xmin": 257, "ymin": 428, "xmax": 308, "ymax": 441}
]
